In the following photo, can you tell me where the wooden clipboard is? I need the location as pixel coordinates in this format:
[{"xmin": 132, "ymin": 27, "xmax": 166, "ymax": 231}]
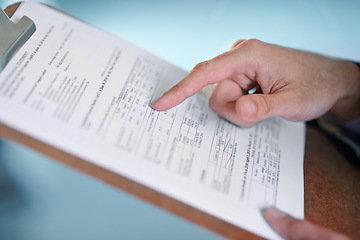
[{"xmin": 3, "ymin": 3, "xmax": 360, "ymax": 239}]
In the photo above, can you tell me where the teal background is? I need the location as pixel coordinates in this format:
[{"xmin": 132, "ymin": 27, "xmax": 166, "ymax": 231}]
[{"xmin": 1, "ymin": 0, "xmax": 359, "ymax": 239}]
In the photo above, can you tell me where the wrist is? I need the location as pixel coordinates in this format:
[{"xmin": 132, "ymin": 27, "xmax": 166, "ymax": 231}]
[
  {"xmin": 330, "ymin": 60, "xmax": 360, "ymax": 120},
  {"xmin": 352, "ymin": 61, "xmax": 360, "ymax": 69}
]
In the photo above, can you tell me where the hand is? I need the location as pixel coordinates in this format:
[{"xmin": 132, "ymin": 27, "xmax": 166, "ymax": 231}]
[
  {"xmin": 265, "ymin": 207, "xmax": 351, "ymax": 240},
  {"xmin": 4, "ymin": 3, "xmax": 21, "ymax": 18},
  {"xmin": 151, "ymin": 39, "xmax": 360, "ymax": 126}
]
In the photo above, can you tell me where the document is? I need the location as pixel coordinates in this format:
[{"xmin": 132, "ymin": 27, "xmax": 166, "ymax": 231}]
[{"xmin": 0, "ymin": 2, "xmax": 305, "ymax": 239}]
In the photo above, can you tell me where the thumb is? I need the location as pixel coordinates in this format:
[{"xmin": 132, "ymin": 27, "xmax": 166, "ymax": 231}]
[
  {"xmin": 264, "ymin": 207, "xmax": 351, "ymax": 240},
  {"xmin": 235, "ymin": 93, "xmax": 288, "ymax": 126}
]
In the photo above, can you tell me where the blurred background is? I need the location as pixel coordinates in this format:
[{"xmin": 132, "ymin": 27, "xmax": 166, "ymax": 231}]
[{"xmin": 0, "ymin": 0, "xmax": 359, "ymax": 239}]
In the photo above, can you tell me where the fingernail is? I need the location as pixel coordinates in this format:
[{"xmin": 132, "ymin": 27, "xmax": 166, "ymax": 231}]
[
  {"xmin": 243, "ymin": 99, "xmax": 257, "ymax": 117},
  {"xmin": 151, "ymin": 97, "xmax": 159, "ymax": 105},
  {"xmin": 150, "ymin": 98, "xmax": 160, "ymax": 109}
]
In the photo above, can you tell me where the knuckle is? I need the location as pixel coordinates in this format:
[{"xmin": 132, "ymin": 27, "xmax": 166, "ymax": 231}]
[
  {"xmin": 231, "ymin": 39, "xmax": 245, "ymax": 49},
  {"xmin": 240, "ymin": 38, "xmax": 263, "ymax": 50},
  {"xmin": 192, "ymin": 60, "xmax": 210, "ymax": 72}
]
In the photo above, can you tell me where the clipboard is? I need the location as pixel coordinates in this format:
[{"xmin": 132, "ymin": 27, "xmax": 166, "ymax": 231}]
[
  {"xmin": 0, "ymin": 3, "xmax": 35, "ymax": 71},
  {"xmin": 0, "ymin": 3, "xmax": 262, "ymax": 239},
  {"xmin": 1, "ymin": 3, "xmax": 360, "ymax": 240}
]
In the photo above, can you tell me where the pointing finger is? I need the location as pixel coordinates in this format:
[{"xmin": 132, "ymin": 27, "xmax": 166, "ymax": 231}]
[{"xmin": 151, "ymin": 50, "xmax": 242, "ymax": 111}]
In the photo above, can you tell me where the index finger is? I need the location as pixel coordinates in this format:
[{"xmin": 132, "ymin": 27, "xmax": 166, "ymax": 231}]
[{"xmin": 151, "ymin": 51, "xmax": 239, "ymax": 111}]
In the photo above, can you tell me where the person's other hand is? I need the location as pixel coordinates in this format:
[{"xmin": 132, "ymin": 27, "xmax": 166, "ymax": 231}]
[
  {"xmin": 151, "ymin": 39, "xmax": 360, "ymax": 126},
  {"xmin": 265, "ymin": 207, "xmax": 351, "ymax": 240},
  {"xmin": 4, "ymin": 3, "xmax": 21, "ymax": 18}
]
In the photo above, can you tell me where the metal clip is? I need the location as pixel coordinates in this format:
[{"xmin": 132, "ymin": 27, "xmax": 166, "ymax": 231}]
[{"xmin": 0, "ymin": 7, "xmax": 36, "ymax": 71}]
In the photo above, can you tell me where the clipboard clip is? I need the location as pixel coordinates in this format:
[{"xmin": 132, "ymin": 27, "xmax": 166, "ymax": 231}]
[{"xmin": 0, "ymin": 7, "xmax": 36, "ymax": 72}]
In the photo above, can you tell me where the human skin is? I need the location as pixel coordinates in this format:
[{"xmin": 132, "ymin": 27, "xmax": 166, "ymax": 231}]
[
  {"xmin": 151, "ymin": 39, "xmax": 360, "ymax": 127},
  {"xmin": 265, "ymin": 207, "xmax": 351, "ymax": 240},
  {"xmin": 151, "ymin": 39, "xmax": 360, "ymax": 239}
]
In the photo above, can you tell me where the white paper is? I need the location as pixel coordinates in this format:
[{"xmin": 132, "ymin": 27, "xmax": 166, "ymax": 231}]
[{"xmin": 0, "ymin": 2, "xmax": 305, "ymax": 239}]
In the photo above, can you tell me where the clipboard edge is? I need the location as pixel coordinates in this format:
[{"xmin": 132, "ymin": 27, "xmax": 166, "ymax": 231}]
[{"xmin": 2, "ymin": 3, "xmax": 262, "ymax": 239}]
